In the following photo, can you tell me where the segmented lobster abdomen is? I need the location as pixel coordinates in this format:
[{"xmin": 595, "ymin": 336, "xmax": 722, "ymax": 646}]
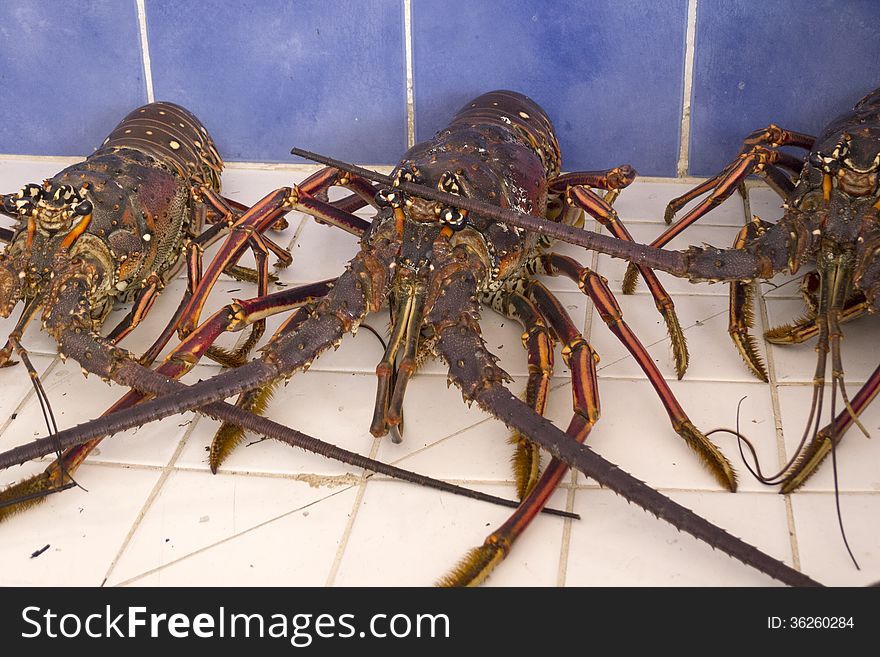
[
  {"xmin": 93, "ymin": 101, "xmax": 223, "ymax": 192},
  {"xmin": 450, "ymin": 90, "xmax": 561, "ymax": 179}
]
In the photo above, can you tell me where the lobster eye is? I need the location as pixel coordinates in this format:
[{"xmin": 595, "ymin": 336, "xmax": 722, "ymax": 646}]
[
  {"xmin": 375, "ymin": 191, "xmax": 391, "ymax": 208},
  {"xmin": 440, "ymin": 207, "xmax": 468, "ymax": 229},
  {"xmin": 380, "ymin": 190, "xmax": 406, "ymax": 208},
  {"xmin": 73, "ymin": 200, "xmax": 93, "ymax": 216},
  {"xmin": 2, "ymin": 196, "xmax": 17, "ymax": 214},
  {"xmin": 809, "ymin": 151, "xmax": 839, "ymax": 174},
  {"xmin": 22, "ymin": 184, "xmax": 43, "ymax": 200}
]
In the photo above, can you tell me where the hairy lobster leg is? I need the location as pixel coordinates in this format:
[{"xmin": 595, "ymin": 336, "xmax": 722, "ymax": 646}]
[
  {"xmin": 504, "ymin": 293, "xmax": 554, "ymax": 500},
  {"xmin": 780, "ymin": 360, "xmax": 880, "ymax": 494},
  {"xmin": 536, "ymin": 251, "xmax": 737, "ymax": 490},
  {"xmin": 728, "ymin": 219, "xmax": 774, "ymax": 382},
  {"xmin": 425, "ymin": 252, "xmax": 819, "ymax": 586},
  {"xmin": 764, "ymin": 291, "xmax": 867, "ymax": 345},
  {"xmin": 440, "ymin": 282, "xmax": 598, "ymax": 586},
  {"xmin": 568, "ymin": 184, "xmax": 689, "ymax": 379}
]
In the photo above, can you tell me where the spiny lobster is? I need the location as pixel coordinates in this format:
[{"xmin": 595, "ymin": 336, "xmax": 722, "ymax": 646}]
[
  {"xmin": 619, "ymin": 86, "xmax": 880, "ymax": 493},
  {"xmin": 0, "ymin": 103, "xmax": 538, "ymax": 519},
  {"xmin": 0, "ymin": 91, "xmax": 820, "ymax": 586}
]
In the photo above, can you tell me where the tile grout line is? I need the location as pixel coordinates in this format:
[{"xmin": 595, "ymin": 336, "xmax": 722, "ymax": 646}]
[
  {"xmin": 135, "ymin": 0, "xmax": 155, "ymax": 103},
  {"xmin": 112, "ymin": 485, "xmax": 359, "ymax": 586},
  {"xmin": 100, "ymin": 413, "xmax": 204, "ymax": 586},
  {"xmin": 676, "ymin": 0, "xmax": 698, "ymax": 177},
  {"xmin": 323, "ymin": 436, "xmax": 383, "ymax": 586},
  {"xmin": 748, "ymin": 188, "xmax": 803, "ymax": 571},
  {"xmin": 403, "ymin": 0, "xmax": 416, "ymax": 148}
]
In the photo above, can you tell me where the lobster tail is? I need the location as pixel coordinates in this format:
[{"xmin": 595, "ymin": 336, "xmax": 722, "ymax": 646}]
[
  {"xmin": 450, "ymin": 90, "xmax": 562, "ymax": 177},
  {"xmin": 94, "ymin": 101, "xmax": 223, "ymax": 191}
]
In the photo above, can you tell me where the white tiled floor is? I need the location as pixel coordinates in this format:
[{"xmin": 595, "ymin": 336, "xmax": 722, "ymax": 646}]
[{"xmin": 0, "ymin": 158, "xmax": 877, "ymax": 587}]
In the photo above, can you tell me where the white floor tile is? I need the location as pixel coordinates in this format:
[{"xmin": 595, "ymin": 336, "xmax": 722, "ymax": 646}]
[
  {"xmin": 333, "ymin": 480, "xmax": 567, "ymax": 586},
  {"xmin": 790, "ymin": 493, "xmax": 880, "ymax": 586},
  {"xmin": 0, "ymin": 463, "xmax": 162, "ymax": 586},
  {"xmin": 565, "ymin": 489, "xmax": 793, "ymax": 586},
  {"xmin": 107, "ymin": 471, "xmax": 359, "ymax": 586}
]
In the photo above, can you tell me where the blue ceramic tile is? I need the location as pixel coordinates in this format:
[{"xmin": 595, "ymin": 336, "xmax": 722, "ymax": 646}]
[
  {"xmin": 146, "ymin": 0, "xmax": 407, "ymax": 164},
  {"xmin": 0, "ymin": 0, "xmax": 147, "ymax": 156},
  {"xmin": 690, "ymin": 0, "xmax": 880, "ymax": 176},
  {"xmin": 411, "ymin": 0, "xmax": 688, "ymax": 176}
]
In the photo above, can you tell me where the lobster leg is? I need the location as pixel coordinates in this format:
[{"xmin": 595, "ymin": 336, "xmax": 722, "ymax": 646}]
[
  {"xmin": 620, "ymin": 125, "xmax": 815, "ymax": 293},
  {"xmin": 0, "ymin": 296, "xmax": 42, "ymax": 368},
  {"xmin": 547, "ymin": 165, "xmax": 636, "ymax": 196},
  {"xmin": 504, "ymin": 292, "xmax": 554, "ymax": 500},
  {"xmin": 204, "ymin": 231, "xmax": 273, "ymax": 368},
  {"xmin": 664, "ymin": 124, "xmax": 814, "ymax": 226},
  {"xmin": 780, "ymin": 360, "xmax": 880, "ymax": 493},
  {"xmin": 535, "ymin": 252, "xmax": 736, "ymax": 490},
  {"xmin": 567, "ymin": 184, "xmax": 689, "ymax": 379},
  {"xmin": 440, "ymin": 281, "xmax": 598, "ymax": 586},
  {"xmin": 104, "ymin": 272, "xmax": 166, "ymax": 344},
  {"xmin": 425, "ymin": 250, "xmax": 819, "ymax": 586},
  {"xmin": 178, "ymin": 175, "xmax": 372, "ymax": 337},
  {"xmin": 727, "ymin": 218, "xmax": 773, "ymax": 382},
  {"xmin": 765, "ymin": 296, "xmax": 868, "ymax": 345},
  {"xmin": 1, "ymin": 272, "xmax": 565, "ymax": 517}
]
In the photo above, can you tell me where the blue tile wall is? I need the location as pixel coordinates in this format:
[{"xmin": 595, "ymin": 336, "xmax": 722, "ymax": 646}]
[
  {"xmin": 690, "ymin": 0, "xmax": 880, "ymax": 176},
  {"xmin": 0, "ymin": 0, "xmax": 146, "ymax": 156},
  {"xmin": 411, "ymin": 0, "xmax": 688, "ymax": 176},
  {"xmin": 146, "ymin": 0, "xmax": 407, "ymax": 164},
  {"xmin": 1, "ymin": 0, "xmax": 878, "ymax": 177}
]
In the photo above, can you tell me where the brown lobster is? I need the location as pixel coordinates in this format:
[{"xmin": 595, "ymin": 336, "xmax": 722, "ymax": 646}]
[
  {"xmin": 0, "ymin": 101, "xmax": 306, "ymax": 509},
  {"xmin": 618, "ymin": 86, "xmax": 880, "ymax": 493},
  {"xmin": 0, "ymin": 102, "xmax": 591, "ymax": 526},
  {"xmin": 0, "ymin": 102, "xmax": 539, "ymax": 517},
  {"xmin": 0, "ymin": 91, "xmax": 820, "ymax": 586}
]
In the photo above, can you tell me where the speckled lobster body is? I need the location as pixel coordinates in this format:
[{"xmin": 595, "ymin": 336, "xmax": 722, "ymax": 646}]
[{"xmin": 0, "ymin": 102, "xmax": 222, "ymax": 329}]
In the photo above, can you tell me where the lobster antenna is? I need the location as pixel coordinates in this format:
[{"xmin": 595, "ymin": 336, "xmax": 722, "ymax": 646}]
[{"xmin": 290, "ymin": 148, "xmax": 691, "ymax": 276}]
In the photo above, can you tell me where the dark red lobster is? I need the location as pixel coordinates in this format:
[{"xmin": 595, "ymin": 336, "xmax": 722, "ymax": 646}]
[
  {"xmin": 0, "ymin": 103, "xmax": 539, "ymax": 518},
  {"xmin": 619, "ymin": 87, "xmax": 880, "ymax": 493},
  {"xmin": 0, "ymin": 91, "xmax": 820, "ymax": 586}
]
